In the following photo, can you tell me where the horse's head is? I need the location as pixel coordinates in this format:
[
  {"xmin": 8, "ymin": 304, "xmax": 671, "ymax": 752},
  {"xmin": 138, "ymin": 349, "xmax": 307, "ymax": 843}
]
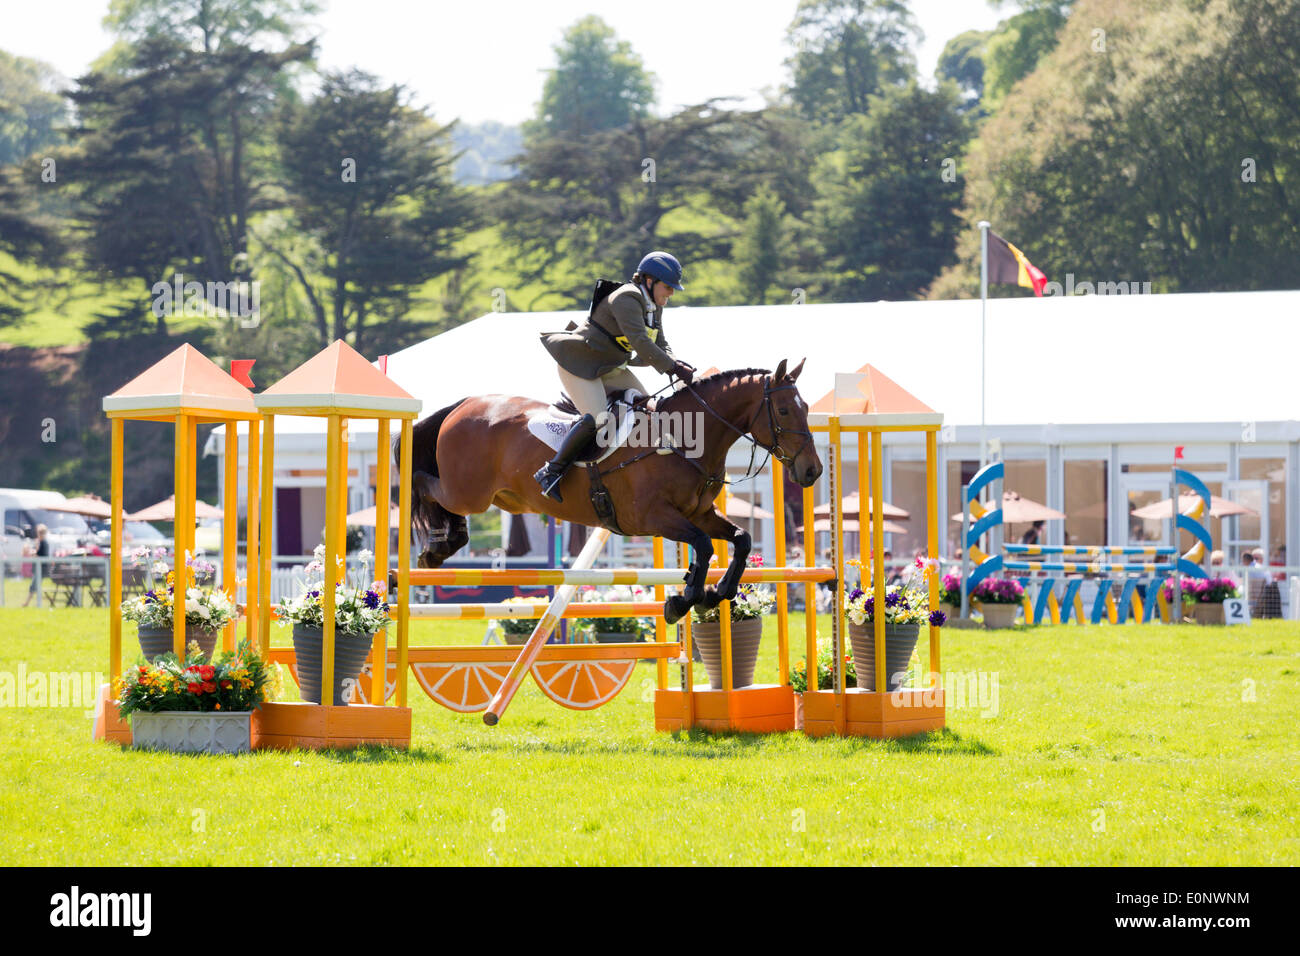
[{"xmin": 752, "ymin": 358, "xmax": 823, "ymax": 488}]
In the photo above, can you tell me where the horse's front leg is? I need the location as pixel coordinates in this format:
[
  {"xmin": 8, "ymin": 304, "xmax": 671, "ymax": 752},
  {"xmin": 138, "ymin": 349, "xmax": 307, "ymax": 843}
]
[
  {"xmin": 653, "ymin": 517, "xmax": 714, "ymax": 625},
  {"xmin": 693, "ymin": 510, "xmax": 751, "ymax": 607}
]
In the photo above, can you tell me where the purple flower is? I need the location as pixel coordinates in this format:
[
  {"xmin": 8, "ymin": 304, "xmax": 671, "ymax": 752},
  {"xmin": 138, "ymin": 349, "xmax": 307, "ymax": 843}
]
[
  {"xmin": 363, "ymin": 590, "xmax": 380, "ymax": 609},
  {"xmin": 884, "ymin": 590, "xmax": 900, "ymax": 607},
  {"xmin": 929, "ymin": 610, "xmax": 947, "ymax": 627},
  {"xmin": 848, "ymin": 588, "xmax": 864, "ymax": 601}
]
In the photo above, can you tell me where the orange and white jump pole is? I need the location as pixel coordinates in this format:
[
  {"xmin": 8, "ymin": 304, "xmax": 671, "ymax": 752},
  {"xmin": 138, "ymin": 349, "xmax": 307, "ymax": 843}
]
[{"xmin": 483, "ymin": 526, "xmax": 612, "ymax": 726}]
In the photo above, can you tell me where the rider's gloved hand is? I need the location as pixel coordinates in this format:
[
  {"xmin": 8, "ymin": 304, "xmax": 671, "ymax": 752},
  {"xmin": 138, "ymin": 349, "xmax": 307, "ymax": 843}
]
[{"xmin": 671, "ymin": 361, "xmax": 695, "ymax": 385}]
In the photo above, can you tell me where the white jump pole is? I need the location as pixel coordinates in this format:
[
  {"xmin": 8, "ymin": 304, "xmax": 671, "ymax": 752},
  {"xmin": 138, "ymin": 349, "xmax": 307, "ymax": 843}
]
[{"xmin": 483, "ymin": 527, "xmax": 612, "ymax": 726}]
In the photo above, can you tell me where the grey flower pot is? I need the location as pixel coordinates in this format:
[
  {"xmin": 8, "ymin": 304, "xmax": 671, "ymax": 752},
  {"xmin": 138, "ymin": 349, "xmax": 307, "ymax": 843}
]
[
  {"xmin": 849, "ymin": 621, "xmax": 921, "ymax": 692},
  {"xmin": 291, "ymin": 624, "xmax": 375, "ymax": 706},
  {"xmin": 131, "ymin": 710, "xmax": 251, "ymax": 754},
  {"xmin": 691, "ymin": 617, "xmax": 764, "ymax": 690},
  {"xmin": 137, "ymin": 625, "xmax": 219, "ymax": 662}
]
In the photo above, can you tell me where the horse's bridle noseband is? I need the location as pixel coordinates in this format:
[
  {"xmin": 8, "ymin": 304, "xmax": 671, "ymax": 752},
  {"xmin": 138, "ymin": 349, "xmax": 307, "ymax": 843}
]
[{"xmin": 754, "ymin": 379, "xmax": 814, "ymax": 472}]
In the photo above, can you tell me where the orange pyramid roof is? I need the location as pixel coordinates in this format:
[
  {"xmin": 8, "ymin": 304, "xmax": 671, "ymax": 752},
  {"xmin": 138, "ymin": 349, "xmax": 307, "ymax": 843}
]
[
  {"xmin": 102, "ymin": 344, "xmax": 257, "ymax": 417},
  {"xmin": 809, "ymin": 363, "xmax": 941, "ymax": 427},
  {"xmin": 256, "ymin": 340, "xmax": 420, "ymax": 416}
]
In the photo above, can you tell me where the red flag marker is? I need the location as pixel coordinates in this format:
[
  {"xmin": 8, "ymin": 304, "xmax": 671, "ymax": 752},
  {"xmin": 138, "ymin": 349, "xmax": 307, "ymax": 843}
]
[
  {"xmin": 231, "ymin": 359, "xmax": 256, "ymax": 388},
  {"xmin": 379, "ymin": 354, "xmax": 389, "ymax": 375},
  {"xmin": 1174, "ymin": 446, "xmax": 1184, "ymax": 460}
]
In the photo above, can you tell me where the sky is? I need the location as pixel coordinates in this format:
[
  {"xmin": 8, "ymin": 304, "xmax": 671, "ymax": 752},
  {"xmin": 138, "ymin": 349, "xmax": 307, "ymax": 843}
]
[{"xmin": 3, "ymin": 0, "xmax": 1012, "ymax": 125}]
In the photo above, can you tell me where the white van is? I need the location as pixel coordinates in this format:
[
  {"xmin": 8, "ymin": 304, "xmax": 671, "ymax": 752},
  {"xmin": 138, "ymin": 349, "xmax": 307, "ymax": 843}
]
[{"xmin": 0, "ymin": 489, "xmax": 94, "ymax": 566}]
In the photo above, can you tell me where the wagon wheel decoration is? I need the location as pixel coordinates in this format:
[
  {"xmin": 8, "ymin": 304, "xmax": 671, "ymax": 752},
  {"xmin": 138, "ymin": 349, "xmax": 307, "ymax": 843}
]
[
  {"xmin": 347, "ymin": 661, "xmax": 400, "ymax": 705},
  {"xmin": 412, "ymin": 661, "xmax": 513, "ymax": 713},
  {"xmin": 530, "ymin": 658, "xmax": 638, "ymax": 710}
]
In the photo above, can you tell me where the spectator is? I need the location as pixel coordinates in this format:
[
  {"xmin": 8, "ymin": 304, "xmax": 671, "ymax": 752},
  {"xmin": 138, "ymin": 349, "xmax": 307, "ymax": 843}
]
[
  {"xmin": 1020, "ymin": 520, "xmax": 1045, "ymax": 546},
  {"xmin": 21, "ymin": 524, "xmax": 49, "ymax": 607},
  {"xmin": 1253, "ymin": 547, "xmax": 1281, "ymax": 617},
  {"xmin": 1209, "ymin": 550, "xmax": 1224, "ymax": 568}
]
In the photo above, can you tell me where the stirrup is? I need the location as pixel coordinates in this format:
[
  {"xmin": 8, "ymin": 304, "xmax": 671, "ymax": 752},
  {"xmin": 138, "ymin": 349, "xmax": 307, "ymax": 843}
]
[{"xmin": 534, "ymin": 463, "xmax": 566, "ymax": 502}]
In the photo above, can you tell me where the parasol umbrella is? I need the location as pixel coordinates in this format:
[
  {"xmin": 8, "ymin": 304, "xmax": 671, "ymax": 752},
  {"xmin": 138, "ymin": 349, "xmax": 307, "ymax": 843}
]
[
  {"xmin": 345, "ymin": 504, "xmax": 400, "ymax": 526},
  {"xmin": 46, "ymin": 494, "xmax": 112, "ymax": 518},
  {"xmin": 1131, "ymin": 493, "xmax": 1257, "ymax": 520},
  {"xmin": 126, "ymin": 495, "xmax": 223, "ymax": 521},
  {"xmin": 723, "ymin": 497, "xmax": 774, "ymax": 520},
  {"xmin": 798, "ymin": 517, "xmax": 909, "ymax": 535},
  {"xmin": 812, "ymin": 491, "xmax": 909, "ymax": 520},
  {"xmin": 952, "ymin": 491, "xmax": 1066, "ymax": 523}
]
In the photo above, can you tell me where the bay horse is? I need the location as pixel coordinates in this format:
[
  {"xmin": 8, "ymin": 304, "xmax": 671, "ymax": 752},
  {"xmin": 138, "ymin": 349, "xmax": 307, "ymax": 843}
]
[{"xmin": 403, "ymin": 359, "xmax": 823, "ymax": 624}]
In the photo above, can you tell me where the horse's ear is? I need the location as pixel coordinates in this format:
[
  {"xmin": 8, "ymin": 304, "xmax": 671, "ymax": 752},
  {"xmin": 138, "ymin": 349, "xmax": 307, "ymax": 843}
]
[
  {"xmin": 789, "ymin": 358, "xmax": 806, "ymax": 381},
  {"xmin": 773, "ymin": 359, "xmax": 788, "ymax": 381}
]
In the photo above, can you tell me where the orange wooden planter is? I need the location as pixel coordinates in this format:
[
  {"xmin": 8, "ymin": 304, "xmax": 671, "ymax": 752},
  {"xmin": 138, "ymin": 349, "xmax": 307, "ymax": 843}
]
[
  {"xmin": 800, "ymin": 687, "xmax": 945, "ymax": 738},
  {"xmin": 654, "ymin": 684, "xmax": 796, "ymax": 733},
  {"xmin": 251, "ymin": 701, "xmax": 411, "ymax": 750}
]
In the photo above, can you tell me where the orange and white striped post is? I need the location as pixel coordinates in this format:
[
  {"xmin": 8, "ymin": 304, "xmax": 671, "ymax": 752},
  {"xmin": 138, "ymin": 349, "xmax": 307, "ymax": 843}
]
[{"xmin": 483, "ymin": 527, "xmax": 612, "ymax": 725}]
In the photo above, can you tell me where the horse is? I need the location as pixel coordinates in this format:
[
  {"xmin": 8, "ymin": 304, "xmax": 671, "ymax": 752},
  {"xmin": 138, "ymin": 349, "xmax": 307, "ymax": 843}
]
[{"xmin": 402, "ymin": 359, "xmax": 823, "ymax": 624}]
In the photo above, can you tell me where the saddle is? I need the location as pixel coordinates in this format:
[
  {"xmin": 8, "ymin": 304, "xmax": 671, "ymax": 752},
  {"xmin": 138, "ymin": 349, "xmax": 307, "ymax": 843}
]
[{"xmin": 526, "ymin": 391, "xmax": 659, "ymax": 466}]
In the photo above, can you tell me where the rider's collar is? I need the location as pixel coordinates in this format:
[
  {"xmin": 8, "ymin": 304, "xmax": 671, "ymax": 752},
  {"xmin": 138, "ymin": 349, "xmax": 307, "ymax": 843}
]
[{"xmin": 636, "ymin": 282, "xmax": 655, "ymax": 312}]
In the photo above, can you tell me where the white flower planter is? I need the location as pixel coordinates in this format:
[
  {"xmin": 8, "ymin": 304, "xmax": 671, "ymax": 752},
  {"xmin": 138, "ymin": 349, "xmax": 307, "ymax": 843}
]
[{"xmin": 130, "ymin": 711, "xmax": 252, "ymax": 754}]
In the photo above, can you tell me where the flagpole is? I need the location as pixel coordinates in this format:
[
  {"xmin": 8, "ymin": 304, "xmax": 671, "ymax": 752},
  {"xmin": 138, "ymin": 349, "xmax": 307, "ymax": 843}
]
[{"xmin": 979, "ymin": 220, "xmax": 990, "ymax": 474}]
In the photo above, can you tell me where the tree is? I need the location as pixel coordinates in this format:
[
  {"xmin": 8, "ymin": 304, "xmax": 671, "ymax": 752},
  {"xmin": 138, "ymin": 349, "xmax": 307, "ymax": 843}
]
[
  {"xmin": 0, "ymin": 51, "xmax": 70, "ymax": 167},
  {"xmin": 982, "ymin": 1, "xmax": 1075, "ymax": 108},
  {"xmin": 734, "ymin": 186, "xmax": 794, "ymax": 304},
  {"xmin": 527, "ymin": 15, "xmax": 655, "ymax": 141},
  {"xmin": 931, "ymin": 0, "xmax": 1300, "ymax": 299},
  {"xmin": 104, "ymin": 0, "xmax": 321, "ymax": 53},
  {"xmin": 812, "ymin": 80, "xmax": 969, "ymax": 300},
  {"xmin": 267, "ymin": 70, "xmax": 475, "ymax": 353},
  {"xmin": 935, "ymin": 29, "xmax": 991, "ymax": 113},
  {"xmin": 498, "ymin": 102, "xmax": 795, "ymax": 308},
  {"xmin": 0, "ymin": 163, "xmax": 65, "ymax": 327},
  {"xmin": 784, "ymin": 0, "xmax": 920, "ymax": 123},
  {"xmin": 66, "ymin": 33, "xmax": 313, "ymax": 336}
]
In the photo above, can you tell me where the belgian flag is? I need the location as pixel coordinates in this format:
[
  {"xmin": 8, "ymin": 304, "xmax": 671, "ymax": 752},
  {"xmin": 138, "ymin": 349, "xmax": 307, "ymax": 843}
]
[{"xmin": 987, "ymin": 231, "xmax": 1048, "ymax": 296}]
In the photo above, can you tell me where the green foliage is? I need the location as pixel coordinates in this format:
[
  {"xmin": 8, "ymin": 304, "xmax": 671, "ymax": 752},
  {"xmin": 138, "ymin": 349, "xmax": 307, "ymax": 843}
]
[
  {"xmin": 734, "ymin": 185, "xmax": 794, "ymax": 304},
  {"xmin": 526, "ymin": 15, "xmax": 655, "ymax": 141},
  {"xmin": 0, "ymin": 50, "xmax": 69, "ymax": 167},
  {"xmin": 784, "ymin": 0, "xmax": 920, "ymax": 123},
  {"xmin": 935, "ymin": 0, "xmax": 1300, "ymax": 299},
  {"xmin": 935, "ymin": 28, "xmax": 992, "ymax": 112},
  {"xmin": 812, "ymin": 80, "xmax": 969, "ymax": 300},
  {"xmin": 116, "ymin": 640, "xmax": 277, "ymax": 716},
  {"xmin": 982, "ymin": 1, "xmax": 1074, "ymax": 108},
  {"xmin": 270, "ymin": 69, "xmax": 476, "ymax": 353},
  {"xmin": 104, "ymin": 0, "xmax": 321, "ymax": 53}
]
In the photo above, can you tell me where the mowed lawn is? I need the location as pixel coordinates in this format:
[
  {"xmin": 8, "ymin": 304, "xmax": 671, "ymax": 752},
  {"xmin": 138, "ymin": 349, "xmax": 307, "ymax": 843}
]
[{"xmin": 0, "ymin": 607, "xmax": 1296, "ymax": 866}]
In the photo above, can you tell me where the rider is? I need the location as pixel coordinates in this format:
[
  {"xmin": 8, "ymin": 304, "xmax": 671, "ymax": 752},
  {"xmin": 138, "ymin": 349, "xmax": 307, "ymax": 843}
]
[{"xmin": 535, "ymin": 251, "xmax": 698, "ymax": 501}]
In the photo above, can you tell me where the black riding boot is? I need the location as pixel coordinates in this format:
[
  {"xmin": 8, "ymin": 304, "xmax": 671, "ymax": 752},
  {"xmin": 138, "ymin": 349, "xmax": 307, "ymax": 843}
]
[{"xmin": 534, "ymin": 413, "xmax": 598, "ymax": 502}]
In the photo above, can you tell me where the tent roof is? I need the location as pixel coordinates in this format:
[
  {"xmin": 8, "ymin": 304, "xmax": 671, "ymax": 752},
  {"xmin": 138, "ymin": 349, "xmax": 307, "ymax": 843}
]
[
  {"xmin": 256, "ymin": 339, "xmax": 421, "ymax": 415},
  {"xmin": 103, "ymin": 344, "xmax": 257, "ymax": 417},
  {"xmin": 259, "ymin": 290, "xmax": 1300, "ymax": 435}
]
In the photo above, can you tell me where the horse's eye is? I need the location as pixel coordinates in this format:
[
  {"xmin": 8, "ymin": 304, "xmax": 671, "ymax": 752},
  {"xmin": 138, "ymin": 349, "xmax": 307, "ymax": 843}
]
[{"xmin": 779, "ymin": 407, "xmax": 790, "ymax": 417}]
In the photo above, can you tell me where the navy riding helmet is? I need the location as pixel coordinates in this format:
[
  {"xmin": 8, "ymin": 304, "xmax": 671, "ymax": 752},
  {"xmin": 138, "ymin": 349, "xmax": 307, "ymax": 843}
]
[{"xmin": 636, "ymin": 251, "xmax": 685, "ymax": 291}]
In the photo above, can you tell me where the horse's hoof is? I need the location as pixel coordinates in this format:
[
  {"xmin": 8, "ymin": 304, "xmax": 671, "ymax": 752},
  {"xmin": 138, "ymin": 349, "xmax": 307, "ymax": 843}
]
[
  {"xmin": 700, "ymin": 587, "xmax": 722, "ymax": 610},
  {"xmin": 663, "ymin": 595, "xmax": 690, "ymax": 625}
]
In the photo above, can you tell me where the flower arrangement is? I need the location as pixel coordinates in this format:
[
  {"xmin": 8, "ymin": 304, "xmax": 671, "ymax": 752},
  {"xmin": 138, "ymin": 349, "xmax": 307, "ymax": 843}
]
[
  {"xmin": 573, "ymin": 584, "xmax": 653, "ymax": 638},
  {"xmin": 971, "ymin": 577, "xmax": 1024, "ymax": 606},
  {"xmin": 692, "ymin": 555, "xmax": 775, "ymax": 623},
  {"xmin": 939, "ymin": 572, "xmax": 963, "ymax": 606},
  {"xmin": 120, "ymin": 547, "xmax": 236, "ymax": 630},
  {"xmin": 116, "ymin": 639, "xmax": 279, "ymax": 716},
  {"xmin": 790, "ymin": 640, "xmax": 856, "ymax": 693},
  {"xmin": 845, "ymin": 556, "xmax": 948, "ymax": 627},
  {"xmin": 274, "ymin": 546, "xmax": 390, "ymax": 634},
  {"xmin": 1162, "ymin": 575, "xmax": 1239, "ymax": 604},
  {"xmin": 494, "ymin": 595, "xmax": 552, "ymax": 636}
]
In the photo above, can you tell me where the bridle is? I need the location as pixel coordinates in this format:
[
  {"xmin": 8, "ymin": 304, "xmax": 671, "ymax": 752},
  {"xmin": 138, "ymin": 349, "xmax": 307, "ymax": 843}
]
[{"xmin": 592, "ymin": 371, "xmax": 816, "ymax": 488}]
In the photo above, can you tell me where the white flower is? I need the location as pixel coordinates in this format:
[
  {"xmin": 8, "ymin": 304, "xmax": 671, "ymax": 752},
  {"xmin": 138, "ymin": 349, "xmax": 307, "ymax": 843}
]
[
  {"xmin": 304, "ymin": 561, "xmax": 323, "ymax": 576},
  {"xmin": 313, "ymin": 543, "xmax": 326, "ymax": 562},
  {"xmin": 358, "ymin": 549, "xmax": 373, "ymax": 567},
  {"xmin": 152, "ymin": 561, "xmax": 169, "ymax": 576}
]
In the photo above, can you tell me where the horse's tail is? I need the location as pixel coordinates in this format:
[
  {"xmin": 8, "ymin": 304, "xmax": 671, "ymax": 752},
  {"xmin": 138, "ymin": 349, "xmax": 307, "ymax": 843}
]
[{"xmin": 401, "ymin": 398, "xmax": 468, "ymax": 542}]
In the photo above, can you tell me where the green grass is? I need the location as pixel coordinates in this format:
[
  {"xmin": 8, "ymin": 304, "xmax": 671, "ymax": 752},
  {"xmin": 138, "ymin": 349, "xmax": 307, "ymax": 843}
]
[{"xmin": 1, "ymin": 607, "xmax": 1297, "ymax": 865}]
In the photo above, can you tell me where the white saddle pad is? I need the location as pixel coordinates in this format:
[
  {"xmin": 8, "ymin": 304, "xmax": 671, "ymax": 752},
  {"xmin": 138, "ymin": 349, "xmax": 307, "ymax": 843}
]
[{"xmin": 526, "ymin": 401, "xmax": 641, "ymax": 465}]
